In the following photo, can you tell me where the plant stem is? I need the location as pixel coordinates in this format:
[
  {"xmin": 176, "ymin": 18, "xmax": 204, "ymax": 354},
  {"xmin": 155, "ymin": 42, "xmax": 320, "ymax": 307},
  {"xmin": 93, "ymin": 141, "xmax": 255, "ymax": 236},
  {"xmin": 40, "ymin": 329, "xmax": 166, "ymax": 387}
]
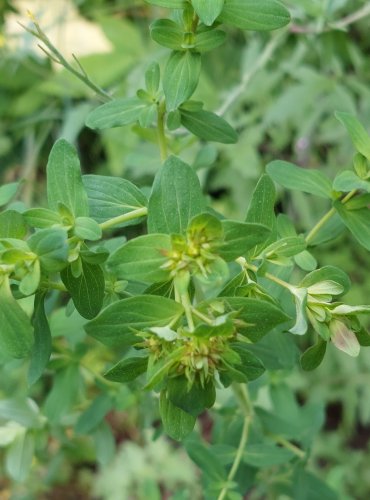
[
  {"xmin": 238, "ymin": 259, "xmax": 295, "ymax": 293},
  {"xmin": 181, "ymin": 290, "xmax": 195, "ymax": 332},
  {"xmin": 99, "ymin": 207, "xmax": 148, "ymax": 231},
  {"xmin": 305, "ymin": 189, "xmax": 357, "ymax": 245},
  {"xmin": 20, "ymin": 17, "xmax": 112, "ymax": 102},
  {"xmin": 157, "ymin": 101, "xmax": 168, "ymax": 162},
  {"xmin": 270, "ymin": 435, "xmax": 306, "ymax": 459},
  {"xmin": 218, "ymin": 384, "xmax": 253, "ymax": 500}
]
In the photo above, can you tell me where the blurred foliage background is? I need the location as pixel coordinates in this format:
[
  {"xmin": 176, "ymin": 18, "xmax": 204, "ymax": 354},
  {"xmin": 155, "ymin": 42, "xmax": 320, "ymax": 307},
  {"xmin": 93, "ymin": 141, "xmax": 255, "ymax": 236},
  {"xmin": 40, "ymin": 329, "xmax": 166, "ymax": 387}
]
[{"xmin": 1, "ymin": 0, "xmax": 370, "ymax": 498}]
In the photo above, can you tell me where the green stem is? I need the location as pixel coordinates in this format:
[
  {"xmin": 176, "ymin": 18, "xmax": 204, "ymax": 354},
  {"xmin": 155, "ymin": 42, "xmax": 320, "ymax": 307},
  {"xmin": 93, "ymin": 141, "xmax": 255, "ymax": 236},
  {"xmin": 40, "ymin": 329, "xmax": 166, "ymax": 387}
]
[
  {"xmin": 270, "ymin": 435, "xmax": 306, "ymax": 459},
  {"xmin": 238, "ymin": 259, "xmax": 295, "ymax": 293},
  {"xmin": 157, "ymin": 101, "xmax": 168, "ymax": 162},
  {"xmin": 305, "ymin": 189, "xmax": 357, "ymax": 245},
  {"xmin": 99, "ymin": 207, "xmax": 148, "ymax": 231},
  {"xmin": 181, "ymin": 290, "xmax": 195, "ymax": 332},
  {"xmin": 217, "ymin": 384, "xmax": 253, "ymax": 500}
]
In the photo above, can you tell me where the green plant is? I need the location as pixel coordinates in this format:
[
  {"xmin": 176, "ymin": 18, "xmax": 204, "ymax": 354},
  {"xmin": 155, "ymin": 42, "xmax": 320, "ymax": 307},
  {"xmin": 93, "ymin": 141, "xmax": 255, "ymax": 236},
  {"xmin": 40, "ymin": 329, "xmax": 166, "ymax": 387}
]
[{"xmin": 1, "ymin": 1, "xmax": 370, "ymax": 498}]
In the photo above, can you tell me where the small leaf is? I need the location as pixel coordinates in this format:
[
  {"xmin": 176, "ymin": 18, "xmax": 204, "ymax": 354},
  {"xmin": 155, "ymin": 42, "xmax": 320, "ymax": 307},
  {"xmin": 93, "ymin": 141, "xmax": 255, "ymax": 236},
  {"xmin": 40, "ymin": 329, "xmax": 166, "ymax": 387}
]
[
  {"xmin": 85, "ymin": 295, "xmax": 184, "ymax": 347},
  {"xmin": 219, "ymin": 0, "xmax": 291, "ymax": 31},
  {"xmin": 300, "ymin": 339, "xmax": 327, "ymax": 371},
  {"xmin": 229, "ymin": 343, "xmax": 265, "ymax": 380},
  {"xmin": 334, "ymin": 201, "xmax": 370, "ymax": 251},
  {"xmin": 163, "ymin": 51, "xmax": 201, "ymax": 111},
  {"xmin": 194, "ymin": 29, "xmax": 226, "ymax": 52},
  {"xmin": 61, "ymin": 261, "xmax": 105, "ymax": 320},
  {"xmin": 0, "ymin": 277, "xmax": 33, "ymax": 359},
  {"xmin": 104, "ymin": 356, "xmax": 148, "ymax": 382},
  {"xmin": 28, "ymin": 293, "xmax": 52, "ymax": 385},
  {"xmin": 267, "ymin": 160, "xmax": 332, "ymax": 199},
  {"xmin": 145, "ymin": 62, "xmax": 160, "ymax": 95},
  {"xmin": 75, "ymin": 394, "xmax": 113, "ymax": 434},
  {"xmin": 243, "ymin": 443, "xmax": 294, "ymax": 467},
  {"xmin": 150, "ymin": 19, "xmax": 184, "ymax": 50},
  {"xmin": 159, "ymin": 391, "xmax": 196, "ymax": 441},
  {"xmin": 0, "ymin": 182, "xmax": 20, "ymax": 207},
  {"xmin": 74, "ymin": 217, "xmax": 102, "ymax": 241},
  {"xmin": 192, "ymin": 0, "xmax": 224, "ymax": 26},
  {"xmin": 0, "ymin": 210, "xmax": 27, "ymax": 238},
  {"xmin": 300, "ymin": 265, "xmax": 351, "ymax": 294},
  {"xmin": 167, "ymin": 377, "xmax": 215, "ymax": 416},
  {"xmin": 219, "ymin": 221, "xmax": 271, "ymax": 261},
  {"xmin": 28, "ymin": 228, "xmax": 68, "ymax": 272},
  {"xmin": 333, "ymin": 170, "xmax": 370, "ymax": 193},
  {"xmin": 24, "ymin": 208, "xmax": 63, "ymax": 229},
  {"xmin": 147, "ymin": 156, "xmax": 205, "ymax": 234},
  {"xmin": 86, "ymin": 97, "xmax": 149, "ymax": 130},
  {"xmin": 107, "ymin": 234, "xmax": 172, "ymax": 283},
  {"xmin": 47, "ymin": 139, "xmax": 89, "ymax": 218},
  {"xmin": 180, "ymin": 109, "xmax": 238, "ymax": 144},
  {"xmin": 185, "ymin": 440, "xmax": 227, "ymax": 481},
  {"xmin": 335, "ymin": 112, "xmax": 370, "ymax": 160}
]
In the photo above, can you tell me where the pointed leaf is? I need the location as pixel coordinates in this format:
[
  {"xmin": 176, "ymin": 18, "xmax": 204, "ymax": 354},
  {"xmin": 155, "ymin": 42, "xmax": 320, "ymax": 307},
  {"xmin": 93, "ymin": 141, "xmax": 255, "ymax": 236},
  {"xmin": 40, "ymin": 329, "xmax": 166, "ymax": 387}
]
[
  {"xmin": 192, "ymin": 0, "xmax": 224, "ymax": 26},
  {"xmin": 86, "ymin": 97, "xmax": 149, "ymax": 130},
  {"xmin": 28, "ymin": 293, "xmax": 52, "ymax": 385},
  {"xmin": 159, "ymin": 391, "xmax": 196, "ymax": 441},
  {"xmin": 219, "ymin": 0, "xmax": 291, "ymax": 31},
  {"xmin": 163, "ymin": 51, "xmax": 201, "ymax": 111},
  {"xmin": 180, "ymin": 109, "xmax": 237, "ymax": 144}
]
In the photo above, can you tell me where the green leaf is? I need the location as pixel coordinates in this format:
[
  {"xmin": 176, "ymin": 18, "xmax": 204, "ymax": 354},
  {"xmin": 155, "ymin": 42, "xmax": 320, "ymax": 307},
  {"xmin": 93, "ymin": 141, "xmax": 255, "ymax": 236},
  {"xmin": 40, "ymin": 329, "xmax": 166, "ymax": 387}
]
[
  {"xmin": 61, "ymin": 261, "xmax": 105, "ymax": 320},
  {"xmin": 334, "ymin": 201, "xmax": 370, "ymax": 251},
  {"xmin": 0, "ymin": 398, "xmax": 42, "ymax": 428},
  {"xmin": 145, "ymin": 62, "xmax": 160, "ymax": 95},
  {"xmin": 300, "ymin": 265, "xmax": 351, "ymax": 294},
  {"xmin": 266, "ymin": 160, "xmax": 332, "ymax": 199},
  {"xmin": 262, "ymin": 236, "xmax": 306, "ymax": 259},
  {"xmin": 194, "ymin": 29, "xmax": 226, "ymax": 52},
  {"xmin": 243, "ymin": 443, "xmax": 294, "ymax": 467},
  {"xmin": 219, "ymin": 0, "xmax": 291, "ymax": 31},
  {"xmin": 333, "ymin": 170, "xmax": 370, "ymax": 193},
  {"xmin": 223, "ymin": 297, "xmax": 290, "ymax": 342},
  {"xmin": 292, "ymin": 467, "xmax": 338, "ymax": 500},
  {"xmin": 0, "ymin": 210, "xmax": 27, "ymax": 238},
  {"xmin": 300, "ymin": 339, "xmax": 327, "ymax": 371},
  {"xmin": 167, "ymin": 376, "xmax": 216, "ymax": 416},
  {"xmin": 150, "ymin": 19, "xmax": 184, "ymax": 50},
  {"xmin": 28, "ymin": 228, "xmax": 68, "ymax": 272},
  {"xmin": 28, "ymin": 293, "xmax": 52, "ymax": 385},
  {"xmin": 23, "ymin": 208, "xmax": 63, "ymax": 229},
  {"xmin": 6, "ymin": 431, "xmax": 35, "ymax": 483},
  {"xmin": 0, "ymin": 182, "xmax": 20, "ymax": 207},
  {"xmin": 145, "ymin": 0, "xmax": 185, "ymax": 7},
  {"xmin": 335, "ymin": 112, "xmax": 370, "ymax": 160},
  {"xmin": 185, "ymin": 440, "xmax": 227, "ymax": 481},
  {"xmin": 74, "ymin": 217, "xmax": 102, "ymax": 241},
  {"xmin": 47, "ymin": 139, "xmax": 89, "ymax": 218},
  {"xmin": 0, "ymin": 277, "xmax": 33, "ymax": 359},
  {"xmin": 83, "ymin": 175, "xmax": 147, "ymax": 227},
  {"xmin": 163, "ymin": 51, "xmax": 201, "ymax": 111},
  {"xmin": 192, "ymin": 0, "xmax": 224, "ymax": 26},
  {"xmin": 104, "ymin": 356, "xmax": 148, "ymax": 382},
  {"xmin": 219, "ymin": 221, "xmax": 271, "ymax": 261},
  {"xmin": 159, "ymin": 391, "xmax": 196, "ymax": 441},
  {"xmin": 43, "ymin": 365, "xmax": 80, "ymax": 424},
  {"xmin": 180, "ymin": 109, "xmax": 238, "ymax": 144},
  {"xmin": 148, "ymin": 156, "xmax": 205, "ymax": 234},
  {"xmin": 75, "ymin": 394, "xmax": 113, "ymax": 434},
  {"xmin": 229, "ymin": 343, "xmax": 265, "ymax": 380},
  {"xmin": 85, "ymin": 295, "xmax": 184, "ymax": 347},
  {"xmin": 86, "ymin": 97, "xmax": 149, "ymax": 130},
  {"xmin": 107, "ymin": 234, "xmax": 172, "ymax": 283}
]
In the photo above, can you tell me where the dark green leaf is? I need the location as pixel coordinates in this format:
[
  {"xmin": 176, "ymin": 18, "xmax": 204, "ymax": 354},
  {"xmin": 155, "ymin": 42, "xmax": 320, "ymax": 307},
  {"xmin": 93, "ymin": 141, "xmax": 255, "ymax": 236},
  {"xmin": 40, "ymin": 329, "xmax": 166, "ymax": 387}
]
[
  {"xmin": 86, "ymin": 97, "xmax": 149, "ymax": 130},
  {"xmin": 180, "ymin": 109, "xmax": 238, "ymax": 144},
  {"xmin": 267, "ymin": 160, "xmax": 332, "ymax": 199},
  {"xmin": 243, "ymin": 443, "xmax": 294, "ymax": 467},
  {"xmin": 334, "ymin": 201, "xmax": 370, "ymax": 251},
  {"xmin": 300, "ymin": 339, "xmax": 327, "ymax": 371},
  {"xmin": 85, "ymin": 295, "xmax": 184, "ymax": 347},
  {"xmin": 147, "ymin": 156, "xmax": 205, "ymax": 234},
  {"xmin": 185, "ymin": 440, "xmax": 227, "ymax": 481},
  {"xmin": 0, "ymin": 277, "xmax": 33, "ymax": 359},
  {"xmin": 222, "ymin": 297, "xmax": 290, "ymax": 342},
  {"xmin": 167, "ymin": 376, "xmax": 215, "ymax": 416},
  {"xmin": 229, "ymin": 343, "xmax": 265, "ymax": 380},
  {"xmin": 335, "ymin": 112, "xmax": 370, "ymax": 160},
  {"xmin": 163, "ymin": 51, "xmax": 201, "ymax": 111},
  {"xmin": 61, "ymin": 261, "xmax": 105, "ymax": 319},
  {"xmin": 219, "ymin": 0, "xmax": 291, "ymax": 31},
  {"xmin": 28, "ymin": 293, "xmax": 52, "ymax": 385},
  {"xmin": 104, "ymin": 356, "xmax": 148, "ymax": 382},
  {"xmin": 159, "ymin": 391, "xmax": 196, "ymax": 441},
  {"xmin": 47, "ymin": 139, "xmax": 89, "ymax": 218},
  {"xmin": 292, "ymin": 467, "xmax": 338, "ymax": 500},
  {"xmin": 107, "ymin": 234, "xmax": 172, "ymax": 283},
  {"xmin": 219, "ymin": 221, "xmax": 270, "ymax": 261}
]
